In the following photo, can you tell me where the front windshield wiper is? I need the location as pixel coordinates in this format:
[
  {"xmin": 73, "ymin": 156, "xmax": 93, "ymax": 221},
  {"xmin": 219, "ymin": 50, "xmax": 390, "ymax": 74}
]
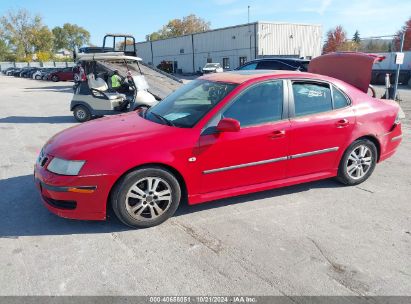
[{"xmin": 149, "ymin": 111, "xmax": 175, "ymax": 126}]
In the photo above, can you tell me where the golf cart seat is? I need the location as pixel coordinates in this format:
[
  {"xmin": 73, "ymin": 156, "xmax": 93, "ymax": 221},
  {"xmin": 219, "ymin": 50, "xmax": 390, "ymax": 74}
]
[{"xmin": 87, "ymin": 74, "xmax": 126, "ymax": 100}]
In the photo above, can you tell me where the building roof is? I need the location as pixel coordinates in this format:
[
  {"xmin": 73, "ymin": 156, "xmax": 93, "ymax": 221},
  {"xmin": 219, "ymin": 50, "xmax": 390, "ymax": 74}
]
[{"xmin": 137, "ymin": 21, "xmax": 322, "ymax": 45}]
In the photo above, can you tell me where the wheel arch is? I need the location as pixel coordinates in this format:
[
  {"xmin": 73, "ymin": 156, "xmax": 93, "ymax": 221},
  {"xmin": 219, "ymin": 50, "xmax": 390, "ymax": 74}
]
[
  {"xmin": 106, "ymin": 162, "xmax": 188, "ymax": 213},
  {"xmin": 353, "ymin": 134, "xmax": 381, "ymax": 161}
]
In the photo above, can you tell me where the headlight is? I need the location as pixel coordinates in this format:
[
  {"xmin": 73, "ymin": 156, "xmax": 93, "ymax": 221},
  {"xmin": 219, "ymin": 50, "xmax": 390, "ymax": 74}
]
[{"xmin": 47, "ymin": 157, "xmax": 85, "ymax": 176}]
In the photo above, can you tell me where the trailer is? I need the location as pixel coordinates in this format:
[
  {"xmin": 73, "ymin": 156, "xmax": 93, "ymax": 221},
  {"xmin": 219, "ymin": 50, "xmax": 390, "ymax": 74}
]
[{"xmin": 371, "ymin": 51, "xmax": 411, "ymax": 85}]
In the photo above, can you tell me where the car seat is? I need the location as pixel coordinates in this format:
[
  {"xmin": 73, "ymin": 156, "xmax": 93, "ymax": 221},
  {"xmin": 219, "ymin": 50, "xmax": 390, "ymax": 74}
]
[{"xmin": 87, "ymin": 74, "xmax": 126, "ymax": 101}]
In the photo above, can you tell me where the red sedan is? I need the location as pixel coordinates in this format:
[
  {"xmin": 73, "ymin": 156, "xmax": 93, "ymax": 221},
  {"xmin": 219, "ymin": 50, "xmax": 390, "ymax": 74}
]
[
  {"xmin": 48, "ymin": 67, "xmax": 75, "ymax": 82},
  {"xmin": 34, "ymin": 54, "xmax": 402, "ymax": 228}
]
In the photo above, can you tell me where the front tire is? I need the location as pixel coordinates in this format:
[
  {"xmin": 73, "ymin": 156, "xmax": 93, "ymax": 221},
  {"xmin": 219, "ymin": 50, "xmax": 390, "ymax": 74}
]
[
  {"xmin": 111, "ymin": 167, "xmax": 181, "ymax": 228},
  {"xmin": 337, "ymin": 139, "xmax": 377, "ymax": 185},
  {"xmin": 51, "ymin": 75, "xmax": 59, "ymax": 82},
  {"xmin": 73, "ymin": 105, "xmax": 91, "ymax": 122}
]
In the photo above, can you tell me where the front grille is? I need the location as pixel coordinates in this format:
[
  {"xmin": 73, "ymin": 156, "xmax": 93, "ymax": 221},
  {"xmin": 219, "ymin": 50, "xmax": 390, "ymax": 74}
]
[{"xmin": 42, "ymin": 195, "xmax": 77, "ymax": 210}]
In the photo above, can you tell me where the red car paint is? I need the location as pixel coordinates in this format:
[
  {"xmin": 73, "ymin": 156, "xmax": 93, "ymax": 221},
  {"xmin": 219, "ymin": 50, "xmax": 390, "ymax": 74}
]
[
  {"xmin": 308, "ymin": 52, "xmax": 385, "ymax": 93},
  {"xmin": 34, "ymin": 70, "xmax": 402, "ymax": 221},
  {"xmin": 48, "ymin": 67, "xmax": 74, "ymax": 81}
]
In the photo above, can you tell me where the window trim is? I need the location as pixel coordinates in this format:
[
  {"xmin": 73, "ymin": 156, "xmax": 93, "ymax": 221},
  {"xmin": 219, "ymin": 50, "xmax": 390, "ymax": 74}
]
[
  {"xmin": 287, "ymin": 79, "xmax": 352, "ymax": 119},
  {"xmin": 201, "ymin": 79, "xmax": 289, "ymax": 134}
]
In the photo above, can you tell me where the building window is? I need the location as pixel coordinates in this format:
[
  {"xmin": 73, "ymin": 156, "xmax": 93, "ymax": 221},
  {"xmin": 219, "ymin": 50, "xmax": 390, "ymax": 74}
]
[
  {"xmin": 207, "ymin": 57, "xmax": 212, "ymax": 63},
  {"xmin": 180, "ymin": 48, "xmax": 184, "ymax": 54},
  {"xmin": 223, "ymin": 58, "xmax": 230, "ymax": 69},
  {"xmin": 239, "ymin": 56, "xmax": 247, "ymax": 67}
]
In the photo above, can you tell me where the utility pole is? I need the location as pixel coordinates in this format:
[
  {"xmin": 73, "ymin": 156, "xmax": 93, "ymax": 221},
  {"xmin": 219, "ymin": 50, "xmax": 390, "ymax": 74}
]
[
  {"xmin": 248, "ymin": 5, "xmax": 250, "ymax": 24},
  {"xmin": 393, "ymin": 28, "xmax": 408, "ymax": 100}
]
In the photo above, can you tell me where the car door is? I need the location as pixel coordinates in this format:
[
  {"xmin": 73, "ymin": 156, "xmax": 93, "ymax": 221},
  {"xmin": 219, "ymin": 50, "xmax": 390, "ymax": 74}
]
[
  {"xmin": 198, "ymin": 80, "xmax": 290, "ymax": 193},
  {"xmin": 287, "ymin": 80, "xmax": 355, "ymax": 178}
]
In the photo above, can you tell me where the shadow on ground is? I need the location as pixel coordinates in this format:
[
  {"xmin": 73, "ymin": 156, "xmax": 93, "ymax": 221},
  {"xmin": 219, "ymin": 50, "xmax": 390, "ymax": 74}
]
[
  {"xmin": 0, "ymin": 116, "xmax": 76, "ymax": 124},
  {"xmin": 24, "ymin": 85, "xmax": 74, "ymax": 93},
  {"xmin": 0, "ymin": 174, "xmax": 343, "ymax": 238}
]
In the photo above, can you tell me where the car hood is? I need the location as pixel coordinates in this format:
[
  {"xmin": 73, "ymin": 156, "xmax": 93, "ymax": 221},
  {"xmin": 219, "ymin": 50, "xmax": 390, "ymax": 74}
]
[
  {"xmin": 308, "ymin": 52, "xmax": 385, "ymax": 93},
  {"xmin": 44, "ymin": 112, "xmax": 173, "ymax": 159}
]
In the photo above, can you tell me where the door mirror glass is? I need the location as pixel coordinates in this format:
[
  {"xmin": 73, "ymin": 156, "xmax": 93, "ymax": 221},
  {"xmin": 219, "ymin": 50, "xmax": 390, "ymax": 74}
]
[{"xmin": 216, "ymin": 118, "xmax": 240, "ymax": 132}]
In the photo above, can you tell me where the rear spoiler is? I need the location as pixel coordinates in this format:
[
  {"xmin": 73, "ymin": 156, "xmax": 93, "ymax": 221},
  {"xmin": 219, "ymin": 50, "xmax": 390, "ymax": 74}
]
[{"xmin": 308, "ymin": 52, "xmax": 386, "ymax": 93}]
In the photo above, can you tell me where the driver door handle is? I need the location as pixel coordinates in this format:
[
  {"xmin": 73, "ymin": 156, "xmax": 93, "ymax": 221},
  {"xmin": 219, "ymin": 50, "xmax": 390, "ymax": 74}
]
[
  {"xmin": 270, "ymin": 130, "xmax": 286, "ymax": 139},
  {"xmin": 336, "ymin": 119, "xmax": 349, "ymax": 128}
]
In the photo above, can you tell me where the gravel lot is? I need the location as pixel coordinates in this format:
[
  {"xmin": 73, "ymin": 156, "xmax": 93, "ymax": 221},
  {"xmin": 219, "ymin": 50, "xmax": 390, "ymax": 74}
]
[{"xmin": 0, "ymin": 75, "xmax": 410, "ymax": 296}]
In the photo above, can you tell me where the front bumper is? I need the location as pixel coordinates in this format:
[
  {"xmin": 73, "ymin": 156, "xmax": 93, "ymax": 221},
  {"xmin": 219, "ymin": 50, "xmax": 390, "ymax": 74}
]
[{"xmin": 34, "ymin": 163, "xmax": 115, "ymax": 221}]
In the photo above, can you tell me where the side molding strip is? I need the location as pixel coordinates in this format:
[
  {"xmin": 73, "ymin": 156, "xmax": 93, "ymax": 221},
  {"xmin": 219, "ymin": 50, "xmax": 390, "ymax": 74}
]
[
  {"xmin": 203, "ymin": 156, "xmax": 288, "ymax": 174},
  {"xmin": 203, "ymin": 147, "xmax": 339, "ymax": 174},
  {"xmin": 289, "ymin": 147, "xmax": 339, "ymax": 159}
]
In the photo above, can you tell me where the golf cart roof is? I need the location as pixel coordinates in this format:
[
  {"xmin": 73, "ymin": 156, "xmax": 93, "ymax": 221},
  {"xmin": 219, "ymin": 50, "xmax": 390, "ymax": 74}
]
[{"xmin": 76, "ymin": 52, "xmax": 142, "ymax": 62}]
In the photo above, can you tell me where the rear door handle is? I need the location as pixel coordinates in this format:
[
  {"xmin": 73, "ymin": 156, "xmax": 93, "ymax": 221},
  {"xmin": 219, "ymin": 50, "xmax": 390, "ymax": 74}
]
[
  {"xmin": 336, "ymin": 119, "xmax": 349, "ymax": 128},
  {"xmin": 270, "ymin": 130, "xmax": 286, "ymax": 138}
]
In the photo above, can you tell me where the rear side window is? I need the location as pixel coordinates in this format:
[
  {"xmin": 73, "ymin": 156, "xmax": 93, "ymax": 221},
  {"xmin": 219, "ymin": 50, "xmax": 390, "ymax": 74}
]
[
  {"xmin": 292, "ymin": 82, "xmax": 332, "ymax": 117},
  {"xmin": 332, "ymin": 86, "xmax": 350, "ymax": 109}
]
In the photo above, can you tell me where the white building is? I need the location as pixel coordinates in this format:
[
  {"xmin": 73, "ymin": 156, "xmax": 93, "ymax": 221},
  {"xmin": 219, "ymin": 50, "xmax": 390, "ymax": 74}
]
[{"xmin": 135, "ymin": 21, "xmax": 322, "ymax": 74}]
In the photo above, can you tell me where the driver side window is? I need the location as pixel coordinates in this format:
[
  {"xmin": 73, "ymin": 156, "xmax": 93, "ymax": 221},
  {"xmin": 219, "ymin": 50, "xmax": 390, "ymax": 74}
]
[{"xmin": 222, "ymin": 80, "xmax": 284, "ymax": 127}]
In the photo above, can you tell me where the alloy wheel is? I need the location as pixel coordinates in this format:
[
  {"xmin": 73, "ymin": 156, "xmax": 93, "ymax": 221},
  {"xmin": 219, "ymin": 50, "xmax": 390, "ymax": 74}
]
[
  {"xmin": 346, "ymin": 145, "xmax": 373, "ymax": 180},
  {"xmin": 125, "ymin": 177, "xmax": 172, "ymax": 221}
]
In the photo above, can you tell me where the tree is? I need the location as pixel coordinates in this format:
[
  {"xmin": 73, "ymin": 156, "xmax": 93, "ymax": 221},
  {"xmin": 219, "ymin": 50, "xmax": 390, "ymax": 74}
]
[
  {"xmin": 394, "ymin": 17, "xmax": 411, "ymax": 51},
  {"xmin": 52, "ymin": 26, "xmax": 67, "ymax": 51},
  {"xmin": 352, "ymin": 30, "xmax": 361, "ymax": 43},
  {"xmin": 0, "ymin": 9, "xmax": 43, "ymax": 58},
  {"xmin": 30, "ymin": 25, "xmax": 53, "ymax": 52},
  {"xmin": 146, "ymin": 14, "xmax": 210, "ymax": 41},
  {"xmin": 52, "ymin": 23, "xmax": 90, "ymax": 51},
  {"xmin": 322, "ymin": 25, "xmax": 347, "ymax": 54}
]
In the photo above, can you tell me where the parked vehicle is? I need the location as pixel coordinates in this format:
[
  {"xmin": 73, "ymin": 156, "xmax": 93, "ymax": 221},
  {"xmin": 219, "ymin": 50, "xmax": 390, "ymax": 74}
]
[
  {"xmin": 34, "ymin": 52, "xmax": 402, "ymax": 228},
  {"xmin": 43, "ymin": 68, "xmax": 61, "ymax": 80},
  {"xmin": 202, "ymin": 63, "xmax": 224, "ymax": 74},
  {"xmin": 20, "ymin": 67, "xmax": 40, "ymax": 78},
  {"xmin": 48, "ymin": 67, "xmax": 75, "ymax": 82},
  {"xmin": 70, "ymin": 52, "xmax": 157, "ymax": 122},
  {"xmin": 2, "ymin": 67, "xmax": 15, "ymax": 75},
  {"xmin": 236, "ymin": 57, "xmax": 310, "ymax": 72}
]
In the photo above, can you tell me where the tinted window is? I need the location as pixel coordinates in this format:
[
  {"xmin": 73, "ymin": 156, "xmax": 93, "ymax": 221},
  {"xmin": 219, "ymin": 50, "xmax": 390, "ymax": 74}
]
[
  {"xmin": 256, "ymin": 60, "xmax": 285, "ymax": 70},
  {"xmin": 238, "ymin": 63, "xmax": 257, "ymax": 70},
  {"xmin": 222, "ymin": 81, "xmax": 283, "ymax": 127},
  {"xmin": 293, "ymin": 82, "xmax": 332, "ymax": 117},
  {"xmin": 333, "ymin": 86, "xmax": 349, "ymax": 109}
]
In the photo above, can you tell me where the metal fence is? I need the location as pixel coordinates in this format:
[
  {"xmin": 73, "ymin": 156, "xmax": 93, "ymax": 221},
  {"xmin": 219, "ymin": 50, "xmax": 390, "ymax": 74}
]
[{"xmin": 0, "ymin": 61, "xmax": 75, "ymax": 71}]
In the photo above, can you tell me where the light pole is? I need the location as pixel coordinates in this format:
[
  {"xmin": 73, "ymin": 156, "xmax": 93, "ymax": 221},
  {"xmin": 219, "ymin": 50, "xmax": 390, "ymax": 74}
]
[{"xmin": 393, "ymin": 27, "xmax": 409, "ymax": 100}]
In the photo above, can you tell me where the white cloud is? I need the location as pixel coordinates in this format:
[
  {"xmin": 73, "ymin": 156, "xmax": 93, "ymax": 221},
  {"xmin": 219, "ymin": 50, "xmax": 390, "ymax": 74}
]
[{"xmin": 300, "ymin": 0, "xmax": 332, "ymax": 15}]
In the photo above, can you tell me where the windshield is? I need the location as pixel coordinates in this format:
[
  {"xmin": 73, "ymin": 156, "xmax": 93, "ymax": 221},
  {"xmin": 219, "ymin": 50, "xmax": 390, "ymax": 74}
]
[
  {"xmin": 144, "ymin": 80, "xmax": 237, "ymax": 128},
  {"xmin": 204, "ymin": 63, "xmax": 220, "ymax": 68}
]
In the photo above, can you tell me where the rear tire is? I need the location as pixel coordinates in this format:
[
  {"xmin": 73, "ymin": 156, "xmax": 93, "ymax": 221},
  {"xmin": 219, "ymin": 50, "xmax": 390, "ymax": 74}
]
[
  {"xmin": 111, "ymin": 167, "xmax": 181, "ymax": 228},
  {"xmin": 336, "ymin": 139, "xmax": 377, "ymax": 185},
  {"xmin": 73, "ymin": 105, "xmax": 91, "ymax": 122}
]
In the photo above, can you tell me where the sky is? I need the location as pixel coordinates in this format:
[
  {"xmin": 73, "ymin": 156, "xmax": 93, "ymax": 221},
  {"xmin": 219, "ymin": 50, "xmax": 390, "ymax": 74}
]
[{"xmin": 0, "ymin": 0, "xmax": 410, "ymax": 45}]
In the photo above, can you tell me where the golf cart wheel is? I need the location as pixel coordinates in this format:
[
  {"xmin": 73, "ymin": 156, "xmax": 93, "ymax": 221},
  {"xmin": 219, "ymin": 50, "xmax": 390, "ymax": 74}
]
[
  {"xmin": 111, "ymin": 167, "xmax": 181, "ymax": 228},
  {"xmin": 336, "ymin": 139, "xmax": 377, "ymax": 186},
  {"xmin": 73, "ymin": 105, "xmax": 91, "ymax": 122},
  {"xmin": 35, "ymin": 75, "xmax": 41, "ymax": 80},
  {"xmin": 51, "ymin": 75, "xmax": 59, "ymax": 82}
]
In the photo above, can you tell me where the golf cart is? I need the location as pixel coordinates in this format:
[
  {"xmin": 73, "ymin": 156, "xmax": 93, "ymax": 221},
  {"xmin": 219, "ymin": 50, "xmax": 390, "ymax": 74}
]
[{"xmin": 71, "ymin": 53, "xmax": 158, "ymax": 122}]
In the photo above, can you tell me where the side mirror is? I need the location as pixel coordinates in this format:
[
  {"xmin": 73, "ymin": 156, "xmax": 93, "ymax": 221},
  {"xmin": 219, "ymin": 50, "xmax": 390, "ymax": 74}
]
[{"xmin": 216, "ymin": 118, "xmax": 240, "ymax": 132}]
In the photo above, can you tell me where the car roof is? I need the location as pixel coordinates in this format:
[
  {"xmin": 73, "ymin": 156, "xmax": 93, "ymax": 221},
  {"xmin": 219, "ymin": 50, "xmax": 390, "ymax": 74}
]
[
  {"xmin": 200, "ymin": 70, "xmax": 328, "ymax": 84},
  {"xmin": 248, "ymin": 58, "xmax": 309, "ymax": 63}
]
